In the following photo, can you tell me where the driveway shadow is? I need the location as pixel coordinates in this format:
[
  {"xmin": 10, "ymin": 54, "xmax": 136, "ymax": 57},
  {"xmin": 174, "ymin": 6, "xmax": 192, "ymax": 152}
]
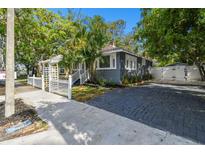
[
  {"xmin": 87, "ymin": 84, "xmax": 205, "ymax": 144},
  {"xmin": 36, "ymin": 101, "xmax": 94, "ymax": 145}
]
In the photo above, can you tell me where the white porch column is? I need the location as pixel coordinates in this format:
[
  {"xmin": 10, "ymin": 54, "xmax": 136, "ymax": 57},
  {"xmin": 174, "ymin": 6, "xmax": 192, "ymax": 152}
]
[
  {"xmin": 42, "ymin": 75, "xmax": 45, "ymax": 91},
  {"xmin": 68, "ymin": 75, "xmax": 72, "ymax": 100}
]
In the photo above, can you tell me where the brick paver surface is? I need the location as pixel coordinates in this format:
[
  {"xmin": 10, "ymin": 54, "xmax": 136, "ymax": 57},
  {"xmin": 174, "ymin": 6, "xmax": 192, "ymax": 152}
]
[{"xmin": 88, "ymin": 83, "xmax": 205, "ymax": 144}]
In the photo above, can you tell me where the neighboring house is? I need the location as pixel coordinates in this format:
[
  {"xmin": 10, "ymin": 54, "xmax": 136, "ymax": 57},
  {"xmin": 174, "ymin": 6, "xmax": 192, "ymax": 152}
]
[
  {"xmin": 16, "ymin": 64, "xmax": 27, "ymax": 77},
  {"xmin": 95, "ymin": 45, "xmax": 152, "ymax": 84}
]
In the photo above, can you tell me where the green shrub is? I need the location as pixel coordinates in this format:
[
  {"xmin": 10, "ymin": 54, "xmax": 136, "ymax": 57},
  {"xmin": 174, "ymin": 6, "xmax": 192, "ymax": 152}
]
[
  {"xmin": 122, "ymin": 77, "xmax": 129, "ymax": 85},
  {"xmin": 95, "ymin": 78, "xmax": 119, "ymax": 87},
  {"xmin": 97, "ymin": 79, "xmax": 107, "ymax": 87},
  {"xmin": 105, "ymin": 80, "xmax": 116, "ymax": 87},
  {"xmin": 122, "ymin": 74, "xmax": 144, "ymax": 85},
  {"xmin": 142, "ymin": 74, "xmax": 153, "ymax": 80},
  {"xmin": 136, "ymin": 76, "xmax": 142, "ymax": 82}
]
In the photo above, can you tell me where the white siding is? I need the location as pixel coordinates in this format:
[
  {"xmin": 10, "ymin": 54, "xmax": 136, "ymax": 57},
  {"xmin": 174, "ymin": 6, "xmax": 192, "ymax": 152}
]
[{"xmin": 151, "ymin": 65, "xmax": 201, "ymax": 81}]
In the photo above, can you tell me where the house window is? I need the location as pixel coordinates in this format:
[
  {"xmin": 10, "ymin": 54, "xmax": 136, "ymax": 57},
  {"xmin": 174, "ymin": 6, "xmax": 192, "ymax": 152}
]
[
  {"xmin": 99, "ymin": 55, "xmax": 110, "ymax": 68},
  {"xmin": 127, "ymin": 60, "xmax": 129, "ymax": 68},
  {"xmin": 113, "ymin": 58, "xmax": 115, "ymax": 68},
  {"xmin": 130, "ymin": 61, "xmax": 133, "ymax": 69}
]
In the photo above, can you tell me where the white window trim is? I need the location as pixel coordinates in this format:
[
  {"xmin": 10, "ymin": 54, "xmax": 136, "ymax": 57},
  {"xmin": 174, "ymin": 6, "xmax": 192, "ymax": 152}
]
[
  {"xmin": 125, "ymin": 54, "xmax": 138, "ymax": 71},
  {"xmin": 96, "ymin": 53, "xmax": 117, "ymax": 70}
]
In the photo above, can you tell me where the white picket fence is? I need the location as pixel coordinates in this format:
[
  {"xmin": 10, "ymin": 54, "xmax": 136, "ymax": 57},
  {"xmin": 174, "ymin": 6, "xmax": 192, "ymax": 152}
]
[
  {"xmin": 27, "ymin": 75, "xmax": 44, "ymax": 89},
  {"xmin": 49, "ymin": 77, "xmax": 72, "ymax": 99},
  {"xmin": 27, "ymin": 70, "xmax": 89, "ymax": 99},
  {"xmin": 151, "ymin": 65, "xmax": 201, "ymax": 81}
]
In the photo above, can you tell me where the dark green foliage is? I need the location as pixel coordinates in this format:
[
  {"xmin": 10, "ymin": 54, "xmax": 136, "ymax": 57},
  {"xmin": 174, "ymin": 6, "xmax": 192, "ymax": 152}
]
[
  {"xmin": 142, "ymin": 74, "xmax": 153, "ymax": 80},
  {"xmin": 95, "ymin": 78, "xmax": 118, "ymax": 87},
  {"xmin": 122, "ymin": 74, "xmax": 142, "ymax": 85},
  {"xmin": 135, "ymin": 9, "xmax": 205, "ymax": 80}
]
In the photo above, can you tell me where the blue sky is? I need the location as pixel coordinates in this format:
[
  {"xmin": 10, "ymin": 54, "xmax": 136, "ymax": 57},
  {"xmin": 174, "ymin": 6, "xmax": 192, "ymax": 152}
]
[{"xmin": 49, "ymin": 8, "xmax": 142, "ymax": 34}]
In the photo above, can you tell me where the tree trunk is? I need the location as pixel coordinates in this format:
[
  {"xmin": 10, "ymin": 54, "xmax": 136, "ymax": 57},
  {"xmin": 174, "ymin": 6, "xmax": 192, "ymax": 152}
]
[
  {"xmin": 32, "ymin": 66, "xmax": 35, "ymax": 76},
  {"xmin": 65, "ymin": 68, "xmax": 69, "ymax": 78},
  {"xmin": 5, "ymin": 8, "xmax": 15, "ymax": 117},
  {"xmin": 87, "ymin": 60, "xmax": 97, "ymax": 83},
  {"xmin": 36, "ymin": 64, "xmax": 41, "ymax": 77},
  {"xmin": 25, "ymin": 64, "xmax": 30, "ymax": 76}
]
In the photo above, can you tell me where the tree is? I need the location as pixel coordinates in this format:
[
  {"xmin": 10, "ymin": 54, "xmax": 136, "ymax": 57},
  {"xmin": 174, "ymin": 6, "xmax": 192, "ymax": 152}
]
[
  {"xmin": 108, "ymin": 19, "xmax": 126, "ymax": 42},
  {"xmin": 0, "ymin": 9, "xmax": 6, "ymax": 70},
  {"xmin": 135, "ymin": 9, "xmax": 205, "ymax": 80},
  {"xmin": 15, "ymin": 9, "xmax": 61, "ymax": 75},
  {"xmin": 118, "ymin": 33, "xmax": 139, "ymax": 54},
  {"xmin": 5, "ymin": 8, "xmax": 15, "ymax": 117},
  {"xmin": 107, "ymin": 20, "xmax": 139, "ymax": 54},
  {"xmin": 82, "ymin": 16, "xmax": 109, "ymax": 81},
  {"xmin": 57, "ymin": 17, "xmax": 86, "ymax": 76}
]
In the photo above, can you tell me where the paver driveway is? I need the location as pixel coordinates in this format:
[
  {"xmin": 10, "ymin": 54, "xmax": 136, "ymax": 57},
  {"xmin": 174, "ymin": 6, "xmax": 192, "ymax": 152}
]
[
  {"xmin": 0, "ymin": 87, "xmax": 197, "ymax": 144},
  {"xmin": 88, "ymin": 83, "xmax": 205, "ymax": 144}
]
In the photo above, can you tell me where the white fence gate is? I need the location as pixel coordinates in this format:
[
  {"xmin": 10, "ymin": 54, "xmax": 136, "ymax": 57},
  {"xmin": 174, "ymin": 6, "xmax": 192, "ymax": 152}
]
[
  {"xmin": 151, "ymin": 65, "xmax": 201, "ymax": 81},
  {"xmin": 27, "ymin": 69, "xmax": 89, "ymax": 100}
]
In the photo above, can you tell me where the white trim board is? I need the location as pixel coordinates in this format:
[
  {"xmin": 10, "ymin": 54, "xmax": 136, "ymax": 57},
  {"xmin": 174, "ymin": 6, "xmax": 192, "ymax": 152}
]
[{"xmin": 102, "ymin": 48, "xmax": 152, "ymax": 62}]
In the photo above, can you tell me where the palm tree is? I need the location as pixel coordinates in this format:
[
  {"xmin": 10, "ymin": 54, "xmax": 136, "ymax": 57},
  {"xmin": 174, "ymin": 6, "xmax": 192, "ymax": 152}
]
[
  {"xmin": 5, "ymin": 8, "xmax": 15, "ymax": 117},
  {"xmin": 82, "ymin": 16, "xmax": 109, "ymax": 81}
]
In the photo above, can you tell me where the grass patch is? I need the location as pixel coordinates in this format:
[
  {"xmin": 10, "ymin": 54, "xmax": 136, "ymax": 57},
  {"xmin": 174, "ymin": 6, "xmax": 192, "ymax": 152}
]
[
  {"xmin": 16, "ymin": 79, "xmax": 27, "ymax": 85},
  {"xmin": 72, "ymin": 85, "xmax": 112, "ymax": 102}
]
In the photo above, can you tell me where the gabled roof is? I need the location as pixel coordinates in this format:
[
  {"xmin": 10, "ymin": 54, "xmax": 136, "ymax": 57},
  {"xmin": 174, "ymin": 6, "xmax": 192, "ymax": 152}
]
[
  {"xmin": 101, "ymin": 44, "xmax": 152, "ymax": 62},
  {"xmin": 101, "ymin": 44, "xmax": 121, "ymax": 53}
]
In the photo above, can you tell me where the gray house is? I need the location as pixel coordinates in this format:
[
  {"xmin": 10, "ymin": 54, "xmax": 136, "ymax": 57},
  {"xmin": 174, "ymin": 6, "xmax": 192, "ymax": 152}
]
[{"xmin": 95, "ymin": 45, "xmax": 152, "ymax": 84}]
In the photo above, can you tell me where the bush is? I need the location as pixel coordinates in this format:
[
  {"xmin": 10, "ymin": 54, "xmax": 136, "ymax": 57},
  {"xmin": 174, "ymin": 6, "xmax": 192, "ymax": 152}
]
[
  {"xmin": 95, "ymin": 78, "xmax": 119, "ymax": 87},
  {"xmin": 97, "ymin": 79, "xmax": 107, "ymax": 87},
  {"xmin": 122, "ymin": 73, "xmax": 151, "ymax": 85},
  {"xmin": 142, "ymin": 74, "xmax": 153, "ymax": 80},
  {"xmin": 105, "ymin": 80, "xmax": 116, "ymax": 87}
]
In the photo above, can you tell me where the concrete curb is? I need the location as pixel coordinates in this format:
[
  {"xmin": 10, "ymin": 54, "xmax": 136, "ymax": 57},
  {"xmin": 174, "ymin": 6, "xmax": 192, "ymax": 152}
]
[{"xmin": 149, "ymin": 80, "xmax": 205, "ymax": 87}]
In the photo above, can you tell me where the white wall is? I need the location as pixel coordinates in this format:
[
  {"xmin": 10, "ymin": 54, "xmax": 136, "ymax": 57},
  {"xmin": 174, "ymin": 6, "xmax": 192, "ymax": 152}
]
[
  {"xmin": 186, "ymin": 66, "xmax": 201, "ymax": 81},
  {"xmin": 151, "ymin": 65, "xmax": 201, "ymax": 81},
  {"xmin": 0, "ymin": 71, "xmax": 17, "ymax": 80}
]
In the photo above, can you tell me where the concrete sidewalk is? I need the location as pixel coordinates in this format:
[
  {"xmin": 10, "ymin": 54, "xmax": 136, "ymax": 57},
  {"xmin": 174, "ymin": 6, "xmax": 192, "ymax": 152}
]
[{"xmin": 0, "ymin": 90, "xmax": 198, "ymax": 144}]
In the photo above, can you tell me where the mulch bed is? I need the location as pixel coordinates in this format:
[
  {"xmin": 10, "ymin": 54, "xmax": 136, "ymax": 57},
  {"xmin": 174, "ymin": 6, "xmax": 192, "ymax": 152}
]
[{"xmin": 0, "ymin": 99, "xmax": 48, "ymax": 142}]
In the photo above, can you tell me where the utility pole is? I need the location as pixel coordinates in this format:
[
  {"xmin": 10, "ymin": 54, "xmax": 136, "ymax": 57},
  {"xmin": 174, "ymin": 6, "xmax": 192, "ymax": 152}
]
[{"xmin": 5, "ymin": 8, "xmax": 15, "ymax": 117}]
